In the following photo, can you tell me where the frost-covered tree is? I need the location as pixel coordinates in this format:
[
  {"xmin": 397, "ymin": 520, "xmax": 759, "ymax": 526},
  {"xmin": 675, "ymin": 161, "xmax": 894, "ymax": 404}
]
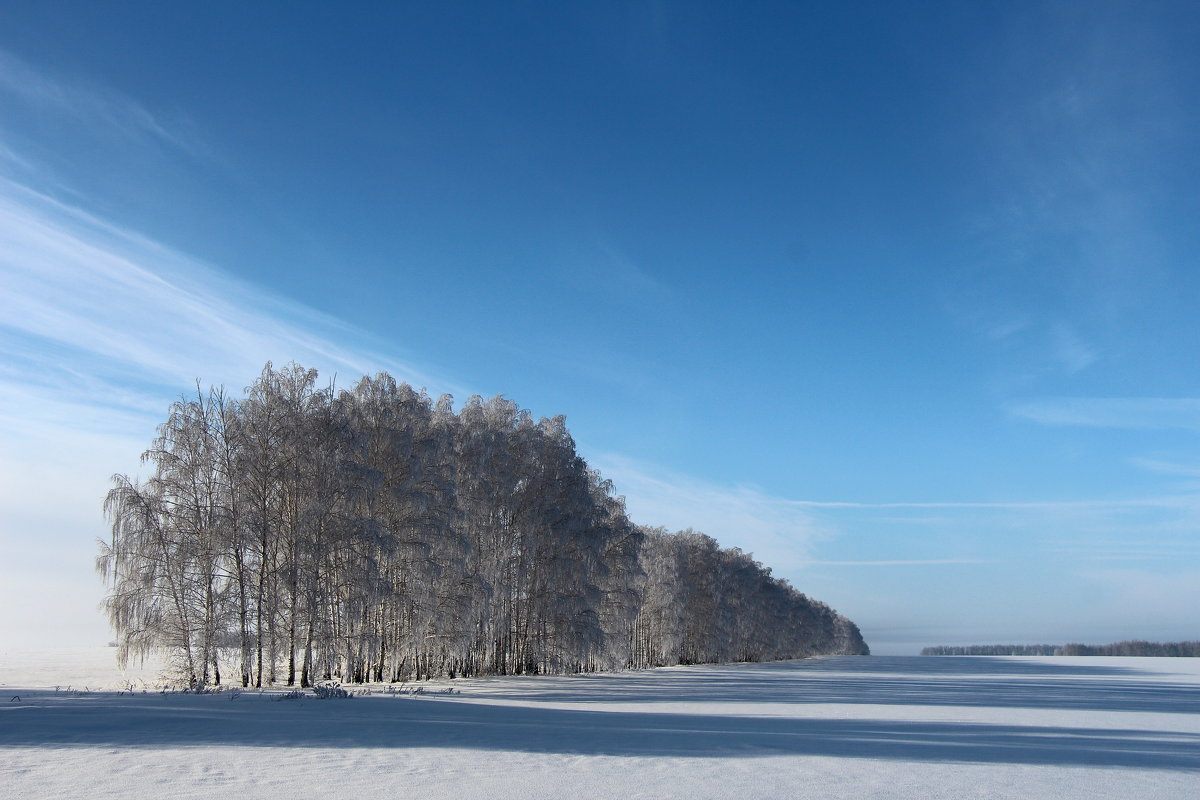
[
  {"xmin": 99, "ymin": 363, "xmax": 867, "ymax": 686},
  {"xmin": 100, "ymin": 385, "xmax": 236, "ymax": 686}
]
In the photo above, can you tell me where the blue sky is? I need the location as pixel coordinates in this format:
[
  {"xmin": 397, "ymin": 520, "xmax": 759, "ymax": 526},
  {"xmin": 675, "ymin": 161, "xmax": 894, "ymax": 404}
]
[{"xmin": 2, "ymin": 1, "xmax": 1199, "ymax": 654}]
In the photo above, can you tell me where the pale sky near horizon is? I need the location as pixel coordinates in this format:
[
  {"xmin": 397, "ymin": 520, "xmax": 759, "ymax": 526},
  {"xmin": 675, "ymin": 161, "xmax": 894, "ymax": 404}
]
[{"xmin": 3, "ymin": 2, "xmax": 1199, "ymax": 655}]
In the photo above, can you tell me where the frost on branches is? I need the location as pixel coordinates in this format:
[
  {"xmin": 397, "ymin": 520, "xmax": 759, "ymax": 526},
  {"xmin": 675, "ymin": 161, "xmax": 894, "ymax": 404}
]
[{"xmin": 98, "ymin": 363, "xmax": 868, "ymax": 688}]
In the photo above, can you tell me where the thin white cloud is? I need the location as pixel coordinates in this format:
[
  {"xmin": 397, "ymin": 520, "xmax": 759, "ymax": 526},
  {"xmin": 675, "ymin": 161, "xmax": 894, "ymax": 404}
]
[
  {"xmin": 806, "ymin": 559, "xmax": 989, "ymax": 567},
  {"xmin": 1086, "ymin": 555, "xmax": 1182, "ymax": 561},
  {"xmin": 1050, "ymin": 536, "xmax": 1200, "ymax": 561},
  {"xmin": 985, "ymin": 316, "xmax": 1030, "ymax": 342},
  {"xmin": 0, "ymin": 136, "xmax": 38, "ymax": 173},
  {"xmin": 1130, "ymin": 457, "xmax": 1200, "ymax": 478},
  {"xmin": 1009, "ymin": 397, "xmax": 1200, "ymax": 431},
  {"xmin": 554, "ymin": 238, "xmax": 674, "ymax": 310},
  {"xmin": 0, "ymin": 47, "xmax": 203, "ymax": 156},
  {"xmin": 592, "ymin": 448, "xmax": 1200, "ymax": 582},
  {"xmin": 597, "ymin": 243, "xmax": 671, "ymax": 301},
  {"xmin": 1049, "ymin": 323, "xmax": 1098, "ymax": 373},
  {"xmin": 0, "ymin": 176, "xmax": 457, "ymax": 402},
  {"xmin": 943, "ymin": 12, "xmax": 1174, "ymax": 387},
  {"xmin": 589, "ymin": 451, "xmax": 835, "ymax": 571},
  {"xmin": 782, "ymin": 496, "xmax": 1186, "ymax": 510}
]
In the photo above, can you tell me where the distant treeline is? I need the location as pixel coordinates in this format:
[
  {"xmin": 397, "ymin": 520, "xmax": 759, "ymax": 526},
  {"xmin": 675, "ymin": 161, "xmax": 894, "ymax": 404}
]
[
  {"xmin": 920, "ymin": 644, "xmax": 1059, "ymax": 656},
  {"xmin": 921, "ymin": 641, "xmax": 1200, "ymax": 657}
]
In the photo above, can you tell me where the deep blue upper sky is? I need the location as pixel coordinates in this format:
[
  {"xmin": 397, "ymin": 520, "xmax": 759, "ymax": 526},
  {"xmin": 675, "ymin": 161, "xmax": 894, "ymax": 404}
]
[{"xmin": 3, "ymin": 1, "xmax": 1199, "ymax": 652}]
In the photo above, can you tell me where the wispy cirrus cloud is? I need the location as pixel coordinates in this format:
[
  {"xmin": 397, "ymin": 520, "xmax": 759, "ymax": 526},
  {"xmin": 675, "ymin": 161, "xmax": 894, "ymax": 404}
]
[
  {"xmin": 783, "ymin": 496, "xmax": 1191, "ymax": 510},
  {"xmin": 1049, "ymin": 323, "xmax": 1098, "ymax": 374},
  {"xmin": 1131, "ymin": 457, "xmax": 1200, "ymax": 478},
  {"xmin": 805, "ymin": 559, "xmax": 989, "ymax": 567},
  {"xmin": 1008, "ymin": 397, "xmax": 1200, "ymax": 431},
  {"xmin": 943, "ymin": 10, "xmax": 1177, "ymax": 389},
  {"xmin": 594, "ymin": 447, "xmax": 1200, "ymax": 582},
  {"xmin": 590, "ymin": 451, "xmax": 836, "ymax": 571},
  {"xmin": 0, "ymin": 176, "xmax": 457, "ymax": 409},
  {"xmin": 0, "ymin": 47, "xmax": 204, "ymax": 157}
]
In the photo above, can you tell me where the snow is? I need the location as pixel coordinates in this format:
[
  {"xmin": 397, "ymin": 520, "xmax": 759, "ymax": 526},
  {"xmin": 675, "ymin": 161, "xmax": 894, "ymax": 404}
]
[{"xmin": 2, "ymin": 650, "xmax": 1198, "ymax": 799}]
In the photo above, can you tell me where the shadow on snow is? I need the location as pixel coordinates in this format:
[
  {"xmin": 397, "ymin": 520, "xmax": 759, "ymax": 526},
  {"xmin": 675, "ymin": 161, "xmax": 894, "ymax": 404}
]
[
  {"xmin": 459, "ymin": 656, "xmax": 1200, "ymax": 716},
  {"xmin": 2, "ymin": 657, "xmax": 1197, "ymax": 770}
]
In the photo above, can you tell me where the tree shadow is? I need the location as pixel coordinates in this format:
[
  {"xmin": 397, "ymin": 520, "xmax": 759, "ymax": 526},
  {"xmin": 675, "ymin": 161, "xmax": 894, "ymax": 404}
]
[
  {"xmin": 2, "ymin": 690, "xmax": 1198, "ymax": 771},
  {"xmin": 453, "ymin": 656, "xmax": 1199, "ymax": 715}
]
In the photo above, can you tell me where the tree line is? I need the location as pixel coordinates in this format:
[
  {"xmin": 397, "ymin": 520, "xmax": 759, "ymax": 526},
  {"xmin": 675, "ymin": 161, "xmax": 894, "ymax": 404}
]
[
  {"xmin": 921, "ymin": 641, "xmax": 1200, "ymax": 657},
  {"xmin": 99, "ymin": 363, "xmax": 867, "ymax": 687}
]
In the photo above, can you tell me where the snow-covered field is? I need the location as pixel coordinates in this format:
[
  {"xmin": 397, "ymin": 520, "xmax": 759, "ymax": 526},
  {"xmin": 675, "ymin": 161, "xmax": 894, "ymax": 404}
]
[{"xmin": 2, "ymin": 649, "xmax": 1197, "ymax": 799}]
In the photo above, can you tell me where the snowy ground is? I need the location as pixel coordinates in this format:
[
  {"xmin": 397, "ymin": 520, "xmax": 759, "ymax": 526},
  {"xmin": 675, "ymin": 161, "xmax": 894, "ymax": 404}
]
[{"xmin": 2, "ymin": 649, "xmax": 1197, "ymax": 799}]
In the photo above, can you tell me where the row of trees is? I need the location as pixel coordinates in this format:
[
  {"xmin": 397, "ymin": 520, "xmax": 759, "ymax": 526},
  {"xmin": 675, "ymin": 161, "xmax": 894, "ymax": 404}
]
[
  {"xmin": 1059, "ymin": 641, "xmax": 1200, "ymax": 657},
  {"xmin": 921, "ymin": 641, "xmax": 1200, "ymax": 657},
  {"xmin": 99, "ymin": 364, "xmax": 867, "ymax": 688},
  {"xmin": 920, "ymin": 645, "xmax": 1060, "ymax": 656}
]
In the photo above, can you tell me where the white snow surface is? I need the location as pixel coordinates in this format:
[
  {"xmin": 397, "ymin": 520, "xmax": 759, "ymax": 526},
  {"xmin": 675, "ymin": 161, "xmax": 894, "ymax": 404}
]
[{"xmin": 2, "ymin": 649, "xmax": 1197, "ymax": 799}]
